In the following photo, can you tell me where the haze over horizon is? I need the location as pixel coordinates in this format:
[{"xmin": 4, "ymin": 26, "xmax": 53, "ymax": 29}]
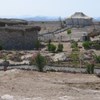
[{"xmin": 0, "ymin": 0, "xmax": 99, "ymax": 18}]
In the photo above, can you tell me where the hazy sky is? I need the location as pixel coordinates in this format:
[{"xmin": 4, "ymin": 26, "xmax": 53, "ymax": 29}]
[{"xmin": 0, "ymin": 0, "xmax": 99, "ymax": 18}]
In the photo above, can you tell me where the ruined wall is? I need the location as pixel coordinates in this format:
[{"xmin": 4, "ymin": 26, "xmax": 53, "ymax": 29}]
[
  {"xmin": 66, "ymin": 18, "xmax": 93, "ymax": 27},
  {"xmin": 0, "ymin": 28, "xmax": 38, "ymax": 50}
]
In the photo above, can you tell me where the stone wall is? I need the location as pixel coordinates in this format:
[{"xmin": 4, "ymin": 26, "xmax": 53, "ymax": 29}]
[
  {"xmin": 0, "ymin": 19, "xmax": 28, "ymax": 27},
  {"xmin": 66, "ymin": 18, "xmax": 93, "ymax": 27},
  {"xmin": 0, "ymin": 28, "xmax": 39, "ymax": 50}
]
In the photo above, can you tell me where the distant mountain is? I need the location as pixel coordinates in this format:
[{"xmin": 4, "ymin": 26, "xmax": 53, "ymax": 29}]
[
  {"xmin": 22, "ymin": 16, "xmax": 61, "ymax": 21},
  {"xmin": 23, "ymin": 16, "xmax": 100, "ymax": 22}
]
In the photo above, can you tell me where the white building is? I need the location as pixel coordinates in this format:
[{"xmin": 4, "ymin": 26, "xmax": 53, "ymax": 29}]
[{"xmin": 65, "ymin": 12, "xmax": 93, "ymax": 27}]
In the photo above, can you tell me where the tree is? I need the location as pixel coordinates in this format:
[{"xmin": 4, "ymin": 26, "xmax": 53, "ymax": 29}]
[
  {"xmin": 67, "ymin": 29, "xmax": 72, "ymax": 41},
  {"xmin": 35, "ymin": 53, "xmax": 46, "ymax": 72}
]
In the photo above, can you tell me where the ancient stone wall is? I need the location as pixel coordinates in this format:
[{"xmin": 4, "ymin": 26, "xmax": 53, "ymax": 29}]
[
  {"xmin": 0, "ymin": 28, "xmax": 38, "ymax": 50},
  {"xmin": 66, "ymin": 18, "xmax": 93, "ymax": 26}
]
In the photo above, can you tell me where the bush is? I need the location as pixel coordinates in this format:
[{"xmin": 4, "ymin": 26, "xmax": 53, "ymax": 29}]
[
  {"xmin": 57, "ymin": 43, "xmax": 63, "ymax": 52},
  {"xmin": 83, "ymin": 41, "xmax": 100, "ymax": 50},
  {"xmin": 71, "ymin": 41, "xmax": 78, "ymax": 48},
  {"xmin": 86, "ymin": 63, "xmax": 94, "ymax": 74},
  {"xmin": 35, "ymin": 53, "xmax": 46, "ymax": 72},
  {"xmin": 48, "ymin": 39, "xmax": 51, "ymax": 45},
  {"xmin": 93, "ymin": 54, "xmax": 100, "ymax": 63},
  {"xmin": 82, "ymin": 41, "xmax": 92, "ymax": 49},
  {"xmin": 35, "ymin": 40, "xmax": 41, "ymax": 50},
  {"xmin": 92, "ymin": 43, "xmax": 100, "ymax": 50},
  {"xmin": 86, "ymin": 64, "xmax": 91, "ymax": 74},
  {"xmin": 70, "ymin": 52, "xmax": 79, "ymax": 64},
  {"xmin": 67, "ymin": 29, "xmax": 71, "ymax": 35},
  {"xmin": 67, "ymin": 29, "xmax": 72, "ymax": 41},
  {"xmin": 91, "ymin": 64, "xmax": 94, "ymax": 74},
  {"xmin": 72, "ymin": 47, "xmax": 80, "ymax": 52},
  {"xmin": 47, "ymin": 44, "xmax": 56, "ymax": 53}
]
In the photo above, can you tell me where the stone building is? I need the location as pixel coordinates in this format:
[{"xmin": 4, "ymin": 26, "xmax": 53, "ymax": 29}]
[
  {"xmin": 0, "ymin": 19, "xmax": 41, "ymax": 50},
  {"xmin": 65, "ymin": 12, "xmax": 93, "ymax": 27}
]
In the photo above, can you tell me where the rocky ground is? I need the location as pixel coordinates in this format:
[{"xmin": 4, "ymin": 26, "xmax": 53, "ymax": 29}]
[
  {"xmin": 0, "ymin": 22, "xmax": 100, "ymax": 100},
  {"xmin": 0, "ymin": 69, "xmax": 100, "ymax": 100}
]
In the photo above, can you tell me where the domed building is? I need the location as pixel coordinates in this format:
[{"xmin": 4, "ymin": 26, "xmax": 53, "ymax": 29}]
[{"xmin": 65, "ymin": 12, "xmax": 93, "ymax": 27}]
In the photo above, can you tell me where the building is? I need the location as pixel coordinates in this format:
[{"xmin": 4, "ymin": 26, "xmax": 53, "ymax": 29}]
[
  {"xmin": 0, "ymin": 19, "xmax": 41, "ymax": 50},
  {"xmin": 65, "ymin": 12, "xmax": 93, "ymax": 27}
]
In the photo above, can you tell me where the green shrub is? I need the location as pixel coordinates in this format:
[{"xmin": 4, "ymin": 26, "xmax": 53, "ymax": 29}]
[
  {"xmin": 86, "ymin": 64, "xmax": 91, "ymax": 74},
  {"xmin": 71, "ymin": 41, "xmax": 78, "ymax": 48},
  {"xmin": 92, "ymin": 43, "xmax": 100, "ymax": 50},
  {"xmin": 83, "ymin": 41, "xmax": 100, "ymax": 50},
  {"xmin": 47, "ymin": 44, "xmax": 56, "ymax": 53},
  {"xmin": 35, "ymin": 53, "xmax": 46, "ymax": 72},
  {"xmin": 48, "ymin": 39, "xmax": 51, "ymax": 45},
  {"xmin": 72, "ymin": 48, "xmax": 79, "ymax": 51},
  {"xmin": 72, "ymin": 47, "xmax": 79, "ymax": 51},
  {"xmin": 57, "ymin": 43, "xmax": 63, "ymax": 52},
  {"xmin": 93, "ymin": 54, "xmax": 100, "ymax": 63},
  {"xmin": 67, "ymin": 29, "xmax": 71, "ymax": 35},
  {"xmin": 67, "ymin": 29, "xmax": 72, "ymax": 41},
  {"xmin": 35, "ymin": 40, "xmax": 41, "ymax": 50},
  {"xmin": 86, "ymin": 63, "xmax": 94, "ymax": 74},
  {"xmin": 70, "ymin": 52, "xmax": 79, "ymax": 64},
  {"xmin": 91, "ymin": 64, "xmax": 94, "ymax": 74},
  {"xmin": 82, "ymin": 41, "xmax": 92, "ymax": 49}
]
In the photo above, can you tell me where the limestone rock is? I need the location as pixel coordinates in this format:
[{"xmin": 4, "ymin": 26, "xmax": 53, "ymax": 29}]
[
  {"xmin": 1, "ymin": 94, "xmax": 13, "ymax": 100},
  {"xmin": 52, "ymin": 53, "xmax": 66, "ymax": 62}
]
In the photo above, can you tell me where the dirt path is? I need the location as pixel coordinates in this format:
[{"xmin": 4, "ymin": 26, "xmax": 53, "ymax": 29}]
[{"xmin": 0, "ymin": 69, "xmax": 100, "ymax": 100}]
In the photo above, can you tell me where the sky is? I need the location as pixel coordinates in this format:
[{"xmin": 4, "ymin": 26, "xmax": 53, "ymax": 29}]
[{"xmin": 0, "ymin": 0, "xmax": 100, "ymax": 18}]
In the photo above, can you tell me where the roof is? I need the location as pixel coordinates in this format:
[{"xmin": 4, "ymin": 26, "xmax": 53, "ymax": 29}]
[{"xmin": 68, "ymin": 12, "xmax": 92, "ymax": 19}]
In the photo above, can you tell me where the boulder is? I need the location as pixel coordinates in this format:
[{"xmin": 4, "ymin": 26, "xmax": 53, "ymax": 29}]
[
  {"xmin": 52, "ymin": 53, "xmax": 67, "ymax": 62},
  {"xmin": 1, "ymin": 94, "xmax": 13, "ymax": 100}
]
